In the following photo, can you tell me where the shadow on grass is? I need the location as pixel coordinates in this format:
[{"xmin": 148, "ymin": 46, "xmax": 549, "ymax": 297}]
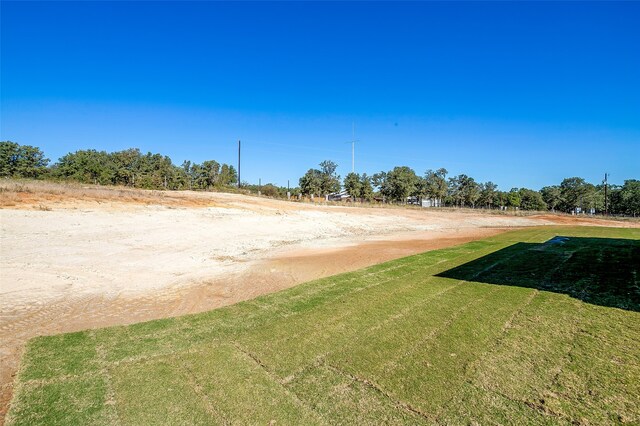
[{"xmin": 437, "ymin": 236, "xmax": 640, "ymax": 312}]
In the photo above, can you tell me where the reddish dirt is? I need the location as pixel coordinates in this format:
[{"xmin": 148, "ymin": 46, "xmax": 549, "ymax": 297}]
[{"xmin": 530, "ymin": 213, "xmax": 638, "ymax": 227}]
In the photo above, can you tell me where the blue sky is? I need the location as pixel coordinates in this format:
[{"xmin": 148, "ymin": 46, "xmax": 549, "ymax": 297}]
[{"xmin": 2, "ymin": 1, "xmax": 638, "ymax": 189}]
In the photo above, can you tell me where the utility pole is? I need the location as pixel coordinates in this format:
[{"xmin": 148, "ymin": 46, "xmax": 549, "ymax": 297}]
[
  {"xmin": 604, "ymin": 172, "xmax": 609, "ymax": 216},
  {"xmin": 237, "ymin": 140, "xmax": 241, "ymax": 188}
]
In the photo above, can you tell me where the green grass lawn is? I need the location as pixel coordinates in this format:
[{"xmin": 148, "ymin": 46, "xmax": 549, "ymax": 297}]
[{"xmin": 7, "ymin": 226, "xmax": 640, "ymax": 425}]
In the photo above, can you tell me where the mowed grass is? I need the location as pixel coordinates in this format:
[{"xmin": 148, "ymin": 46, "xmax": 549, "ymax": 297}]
[{"xmin": 7, "ymin": 226, "xmax": 640, "ymax": 425}]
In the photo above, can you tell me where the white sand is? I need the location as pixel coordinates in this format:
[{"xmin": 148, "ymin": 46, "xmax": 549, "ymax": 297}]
[{"xmin": 0, "ymin": 198, "xmax": 547, "ymax": 312}]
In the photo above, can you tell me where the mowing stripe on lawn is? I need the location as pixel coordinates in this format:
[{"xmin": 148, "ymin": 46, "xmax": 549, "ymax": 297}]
[
  {"xmin": 543, "ymin": 303, "xmax": 640, "ymax": 424},
  {"xmin": 435, "ymin": 382, "xmax": 567, "ymax": 425},
  {"xmin": 327, "ymin": 280, "xmax": 498, "ymax": 379},
  {"xmin": 237, "ymin": 277, "xmax": 462, "ymax": 378},
  {"xmin": 174, "ymin": 344, "xmax": 321, "ymax": 425},
  {"xmin": 110, "ymin": 358, "xmax": 215, "ymax": 425},
  {"xmin": 234, "ymin": 233, "xmax": 535, "ymax": 378},
  {"xmin": 7, "ymin": 375, "xmax": 113, "ymax": 426},
  {"xmin": 286, "ymin": 364, "xmax": 428, "ymax": 425},
  {"xmin": 470, "ymin": 291, "xmax": 583, "ymax": 406},
  {"xmin": 17, "ymin": 331, "xmax": 101, "ymax": 382},
  {"xmin": 352, "ymin": 285, "xmax": 537, "ymax": 416}
]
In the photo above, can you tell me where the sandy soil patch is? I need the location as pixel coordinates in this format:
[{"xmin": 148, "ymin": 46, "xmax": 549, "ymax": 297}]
[{"xmin": 0, "ymin": 182, "xmax": 637, "ymax": 421}]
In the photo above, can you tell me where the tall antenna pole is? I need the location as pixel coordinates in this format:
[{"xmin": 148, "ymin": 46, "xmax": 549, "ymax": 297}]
[
  {"xmin": 604, "ymin": 172, "xmax": 608, "ymax": 216},
  {"xmin": 351, "ymin": 122, "xmax": 355, "ymax": 173},
  {"xmin": 237, "ymin": 140, "xmax": 241, "ymax": 188}
]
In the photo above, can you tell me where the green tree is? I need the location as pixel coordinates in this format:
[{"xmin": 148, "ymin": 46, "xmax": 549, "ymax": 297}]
[
  {"xmin": 414, "ymin": 176, "xmax": 427, "ymax": 199},
  {"xmin": 0, "ymin": 141, "xmax": 50, "ymax": 178},
  {"xmin": 371, "ymin": 171, "xmax": 386, "ymax": 189},
  {"xmin": 136, "ymin": 153, "xmax": 175, "ymax": 189},
  {"xmin": 181, "ymin": 160, "xmax": 193, "ymax": 189},
  {"xmin": 559, "ymin": 177, "xmax": 589, "ymax": 212},
  {"xmin": 0, "ymin": 141, "xmax": 19, "ymax": 177},
  {"xmin": 371, "ymin": 171, "xmax": 387, "ymax": 200},
  {"xmin": 424, "ymin": 168, "xmax": 448, "ymax": 202},
  {"xmin": 581, "ymin": 183, "xmax": 603, "ymax": 212},
  {"xmin": 18, "ymin": 145, "xmax": 50, "ymax": 178},
  {"xmin": 360, "ymin": 174, "xmax": 374, "ymax": 201},
  {"xmin": 343, "ymin": 172, "xmax": 362, "ymax": 199},
  {"xmin": 54, "ymin": 149, "xmax": 114, "ymax": 184},
  {"xmin": 260, "ymin": 183, "xmax": 280, "ymax": 197},
  {"xmin": 448, "ymin": 174, "xmax": 479, "ymax": 207},
  {"xmin": 518, "ymin": 188, "xmax": 547, "ymax": 211},
  {"xmin": 506, "ymin": 188, "xmax": 521, "ymax": 209},
  {"xmin": 541, "ymin": 186, "xmax": 562, "ymax": 212},
  {"xmin": 299, "ymin": 168, "xmax": 323, "ymax": 196},
  {"xmin": 218, "ymin": 164, "xmax": 238, "ymax": 187},
  {"xmin": 384, "ymin": 166, "xmax": 419, "ymax": 203},
  {"xmin": 465, "ymin": 178, "xmax": 481, "ymax": 208},
  {"xmin": 479, "ymin": 181, "xmax": 498, "ymax": 208},
  {"xmin": 201, "ymin": 160, "xmax": 221, "ymax": 189},
  {"xmin": 111, "ymin": 148, "xmax": 142, "ymax": 186},
  {"xmin": 183, "ymin": 159, "xmax": 235, "ymax": 190},
  {"xmin": 319, "ymin": 160, "xmax": 341, "ymax": 195},
  {"xmin": 620, "ymin": 179, "xmax": 640, "ymax": 216},
  {"xmin": 320, "ymin": 160, "xmax": 337, "ymax": 176},
  {"xmin": 608, "ymin": 184, "xmax": 623, "ymax": 214},
  {"xmin": 447, "ymin": 175, "xmax": 463, "ymax": 207}
]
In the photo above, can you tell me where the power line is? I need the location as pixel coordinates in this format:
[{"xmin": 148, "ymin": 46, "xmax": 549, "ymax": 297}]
[{"xmin": 246, "ymin": 140, "xmax": 345, "ymax": 155}]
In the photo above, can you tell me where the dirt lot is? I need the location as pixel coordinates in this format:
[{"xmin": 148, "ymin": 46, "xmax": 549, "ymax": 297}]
[{"xmin": 0, "ymin": 181, "xmax": 636, "ymax": 420}]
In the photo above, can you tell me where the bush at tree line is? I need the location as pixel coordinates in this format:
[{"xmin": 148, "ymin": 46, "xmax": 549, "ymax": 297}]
[{"xmin": 2, "ymin": 141, "xmax": 638, "ymax": 216}]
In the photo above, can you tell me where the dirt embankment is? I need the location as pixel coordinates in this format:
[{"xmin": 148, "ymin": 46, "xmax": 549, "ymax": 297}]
[{"xmin": 0, "ymin": 181, "xmax": 637, "ymax": 422}]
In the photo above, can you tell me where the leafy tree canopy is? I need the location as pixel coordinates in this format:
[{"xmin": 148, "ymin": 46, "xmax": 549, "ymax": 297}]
[{"xmin": 0, "ymin": 141, "xmax": 50, "ymax": 178}]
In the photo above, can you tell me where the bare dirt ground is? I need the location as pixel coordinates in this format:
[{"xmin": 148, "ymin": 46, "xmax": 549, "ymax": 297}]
[{"xmin": 0, "ymin": 181, "xmax": 636, "ymax": 421}]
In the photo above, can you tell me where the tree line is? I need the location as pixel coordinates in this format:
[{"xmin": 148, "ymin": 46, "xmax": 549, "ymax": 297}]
[
  {"xmin": 2, "ymin": 141, "xmax": 638, "ymax": 216},
  {"xmin": 1, "ymin": 141, "xmax": 237, "ymax": 191},
  {"xmin": 300, "ymin": 161, "xmax": 639, "ymax": 216}
]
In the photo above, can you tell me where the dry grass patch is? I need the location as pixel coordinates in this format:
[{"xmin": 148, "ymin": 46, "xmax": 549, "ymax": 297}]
[{"xmin": 0, "ymin": 179, "xmax": 224, "ymax": 209}]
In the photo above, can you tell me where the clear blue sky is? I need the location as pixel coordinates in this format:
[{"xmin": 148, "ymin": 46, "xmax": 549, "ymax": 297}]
[{"xmin": 2, "ymin": 1, "xmax": 639, "ymax": 189}]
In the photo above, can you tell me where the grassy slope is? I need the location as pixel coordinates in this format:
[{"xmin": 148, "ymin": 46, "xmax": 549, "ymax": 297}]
[{"xmin": 7, "ymin": 226, "xmax": 640, "ymax": 425}]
